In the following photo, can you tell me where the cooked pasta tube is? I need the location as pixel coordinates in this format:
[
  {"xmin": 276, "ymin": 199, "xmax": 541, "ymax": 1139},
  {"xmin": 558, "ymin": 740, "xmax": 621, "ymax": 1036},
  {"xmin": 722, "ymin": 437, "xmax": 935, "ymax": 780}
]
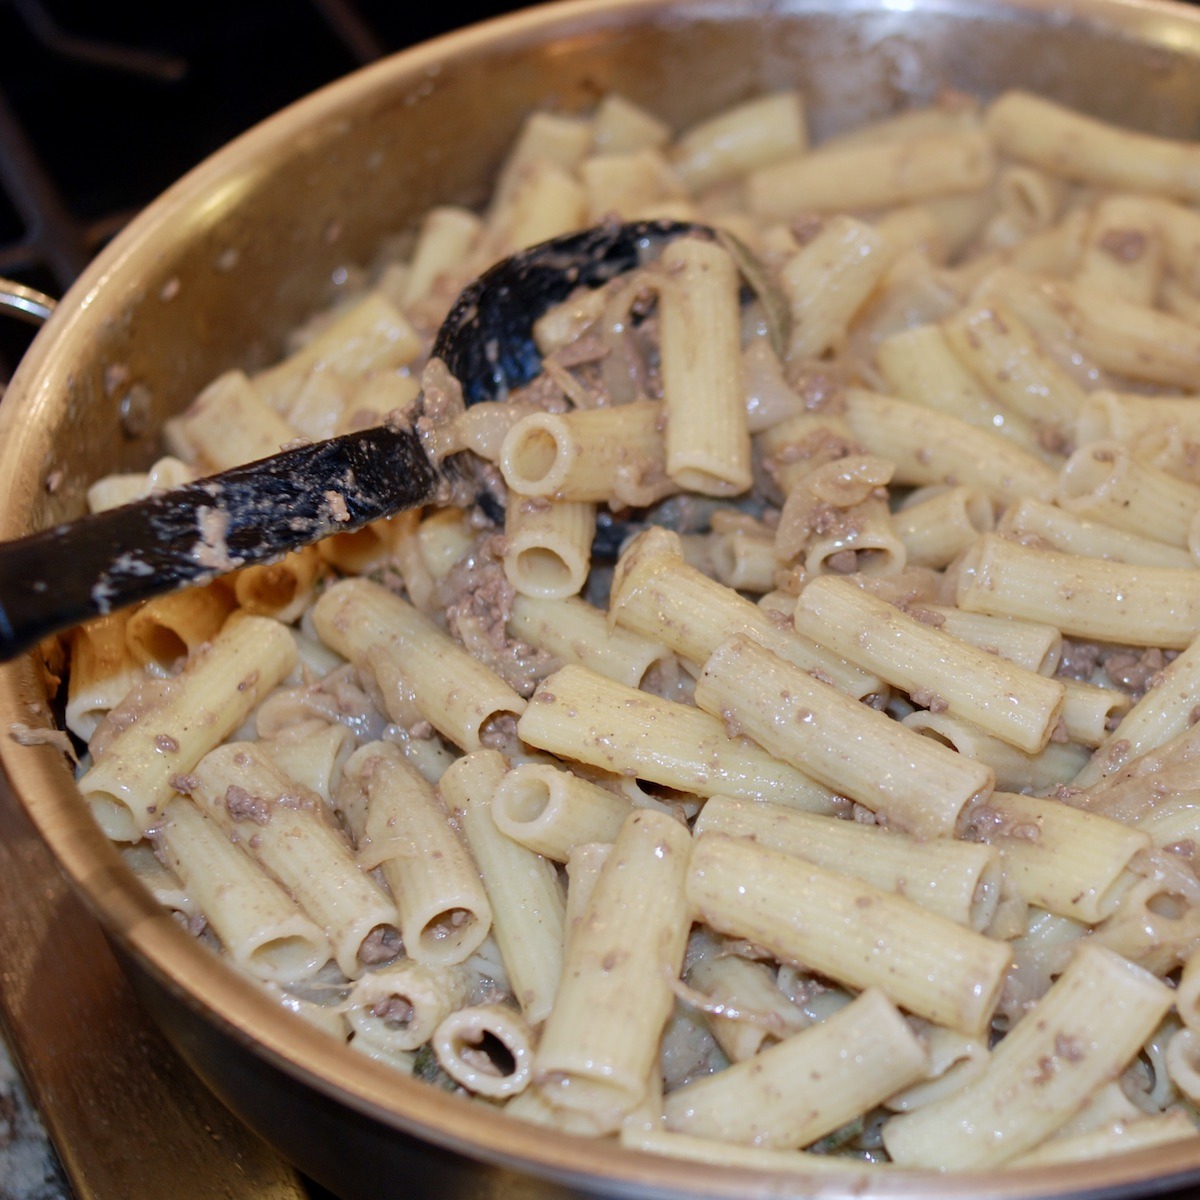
[
  {"xmin": 340, "ymin": 742, "xmax": 492, "ymax": 966},
  {"xmin": 1127, "ymin": 793, "xmax": 1200, "ymax": 850},
  {"xmin": 1079, "ymin": 720, "xmax": 1200, "ymax": 816},
  {"xmin": 506, "ymin": 594, "xmax": 672, "ymax": 690},
  {"xmin": 186, "ymin": 741, "xmax": 399, "ymax": 979},
  {"xmin": 990, "ymin": 163, "xmax": 1069, "ymax": 238},
  {"xmin": 842, "ymin": 388, "xmax": 1058, "ymax": 506},
  {"xmin": 965, "ymin": 791, "xmax": 1150, "ymax": 923},
  {"xmin": 1177, "ymin": 948, "xmax": 1200, "ymax": 1032},
  {"xmin": 609, "ymin": 526, "xmax": 879, "ymax": 698},
  {"xmin": 499, "ymin": 400, "xmax": 673, "ymax": 507},
  {"xmin": 518, "ymin": 664, "xmax": 836, "ymax": 811},
  {"xmin": 894, "ymin": 485, "xmax": 994, "ymax": 569},
  {"xmin": 311, "ymin": 577, "xmax": 525, "ymax": 751},
  {"xmin": 503, "ymin": 497, "xmax": 594, "ymax": 600},
  {"xmin": 434, "ymin": 1004, "xmax": 535, "ymax": 1099},
  {"xmin": 505, "ymin": 1090, "xmax": 615, "ymax": 1138},
  {"xmin": 229, "ymin": 546, "xmax": 322, "ymax": 622},
  {"xmin": 590, "ymin": 94, "xmax": 670, "ymax": 154},
  {"xmin": 252, "ymin": 291, "xmax": 422, "ymax": 413},
  {"xmin": 492, "ymin": 110, "xmax": 591, "ymax": 205},
  {"xmin": 956, "ymin": 534, "xmax": 1200, "ymax": 649},
  {"xmin": 756, "ymin": 410, "xmax": 858, "ymax": 494},
  {"xmin": 943, "ymin": 300, "xmax": 1088, "ymax": 428},
  {"xmin": 124, "ymin": 583, "xmax": 236, "ymax": 671},
  {"xmin": 950, "ymin": 300, "xmax": 1094, "ymax": 436},
  {"xmin": 706, "ymin": 524, "xmax": 777, "ymax": 592},
  {"xmin": 157, "ymin": 796, "xmax": 330, "ymax": 982},
  {"xmin": 687, "ymin": 833, "xmax": 1010, "ymax": 1034},
  {"xmin": 1052, "ymin": 277, "xmax": 1200, "ymax": 390},
  {"xmin": 86, "ymin": 457, "xmax": 196, "ymax": 512},
  {"xmin": 1011, "ymin": 1110, "xmax": 1199, "ymax": 1167},
  {"xmin": 694, "ymin": 635, "xmax": 993, "ymax": 836},
  {"xmin": 916, "ymin": 606, "xmax": 1062, "ymax": 676},
  {"xmin": 1060, "ymin": 680, "xmax": 1131, "ymax": 749},
  {"xmin": 400, "ymin": 206, "xmax": 482, "ymax": 307},
  {"xmin": 747, "ymin": 129, "xmax": 995, "ymax": 217},
  {"xmin": 658, "ymin": 236, "xmax": 751, "ymax": 495},
  {"xmin": 1160, "ymin": 277, "xmax": 1200, "ymax": 323},
  {"xmin": 65, "ymin": 611, "xmax": 141, "ymax": 742},
  {"xmin": 882, "ymin": 944, "xmax": 1174, "ymax": 1168},
  {"xmin": 168, "ymin": 369, "xmax": 294, "ymax": 470},
  {"xmin": 777, "ymin": 215, "xmax": 898, "ymax": 360},
  {"xmin": 686, "ymin": 949, "xmax": 809, "ymax": 1062},
  {"xmin": 671, "ymin": 90, "xmax": 805, "ymax": 191},
  {"xmin": 884, "ymin": 1026, "xmax": 991, "ymax": 1113},
  {"xmin": 581, "ymin": 148, "xmax": 685, "ymax": 223},
  {"xmin": 533, "ymin": 809, "xmax": 692, "ymax": 1129},
  {"xmin": 986, "ymin": 90, "xmax": 1200, "ymax": 200},
  {"xmin": 343, "ymin": 960, "xmax": 473, "ymax": 1055},
  {"xmin": 997, "ymin": 496, "xmax": 1196, "ymax": 569},
  {"xmin": 693, "ymin": 794, "xmax": 1001, "ymax": 930},
  {"xmin": 491, "ymin": 763, "xmax": 633, "ymax": 861},
  {"xmin": 903, "ymin": 710, "xmax": 1089, "ymax": 794},
  {"xmin": 1095, "ymin": 876, "xmax": 1200, "ymax": 974},
  {"xmin": 417, "ymin": 508, "xmax": 476, "ymax": 581},
  {"xmin": 488, "ymin": 159, "xmax": 587, "ymax": 253},
  {"xmin": 443, "ymin": 750, "xmax": 566, "ymax": 1024},
  {"xmin": 1074, "ymin": 194, "xmax": 1165, "ymax": 306},
  {"xmin": 1075, "ymin": 637, "xmax": 1200, "ymax": 786},
  {"xmin": 793, "ymin": 574, "xmax": 1065, "ymax": 752},
  {"xmin": 1058, "ymin": 440, "xmax": 1200, "ymax": 548},
  {"xmin": 663, "ymin": 988, "xmax": 927, "ymax": 1149},
  {"xmin": 792, "ymin": 489, "xmax": 907, "ymax": 578},
  {"xmin": 79, "ymin": 614, "xmax": 298, "ymax": 841},
  {"xmin": 259, "ymin": 720, "xmax": 354, "ymax": 805},
  {"xmin": 619, "ymin": 1128, "xmax": 901, "ymax": 1173},
  {"xmin": 563, "ymin": 841, "xmax": 611, "ymax": 956}
]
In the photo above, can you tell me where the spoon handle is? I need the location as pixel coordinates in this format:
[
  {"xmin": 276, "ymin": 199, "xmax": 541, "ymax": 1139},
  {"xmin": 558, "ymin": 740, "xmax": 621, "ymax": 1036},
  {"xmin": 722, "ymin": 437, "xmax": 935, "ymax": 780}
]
[{"xmin": 0, "ymin": 423, "xmax": 441, "ymax": 661}]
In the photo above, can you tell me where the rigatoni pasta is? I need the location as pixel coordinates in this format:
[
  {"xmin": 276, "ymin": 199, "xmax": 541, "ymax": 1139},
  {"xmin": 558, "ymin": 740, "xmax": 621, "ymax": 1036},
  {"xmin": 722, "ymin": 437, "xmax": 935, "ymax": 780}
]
[{"xmin": 58, "ymin": 81, "xmax": 1200, "ymax": 1179}]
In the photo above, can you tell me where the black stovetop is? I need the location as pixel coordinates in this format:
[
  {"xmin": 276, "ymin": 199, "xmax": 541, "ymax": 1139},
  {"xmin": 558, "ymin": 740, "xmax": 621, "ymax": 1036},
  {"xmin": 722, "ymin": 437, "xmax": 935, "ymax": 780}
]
[{"xmin": 0, "ymin": 0, "xmax": 534, "ymax": 382}]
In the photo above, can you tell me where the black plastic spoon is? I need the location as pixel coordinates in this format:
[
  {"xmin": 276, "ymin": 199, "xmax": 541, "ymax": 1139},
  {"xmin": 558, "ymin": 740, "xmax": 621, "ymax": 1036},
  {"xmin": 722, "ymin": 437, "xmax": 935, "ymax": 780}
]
[{"xmin": 0, "ymin": 219, "xmax": 705, "ymax": 662}]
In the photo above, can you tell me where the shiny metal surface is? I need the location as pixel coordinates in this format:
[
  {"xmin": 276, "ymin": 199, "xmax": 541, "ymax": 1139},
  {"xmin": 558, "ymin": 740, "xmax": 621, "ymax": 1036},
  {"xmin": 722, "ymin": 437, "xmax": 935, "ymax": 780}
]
[
  {"xmin": 0, "ymin": 771, "xmax": 309, "ymax": 1198},
  {"xmin": 0, "ymin": 278, "xmax": 55, "ymax": 325},
  {"xmin": 4, "ymin": 1, "xmax": 1200, "ymax": 1196}
]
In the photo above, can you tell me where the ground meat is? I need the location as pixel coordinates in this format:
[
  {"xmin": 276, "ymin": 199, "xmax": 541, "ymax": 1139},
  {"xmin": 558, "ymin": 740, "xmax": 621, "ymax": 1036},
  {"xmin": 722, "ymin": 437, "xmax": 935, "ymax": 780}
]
[
  {"xmin": 962, "ymin": 803, "xmax": 1040, "ymax": 843},
  {"xmin": 1056, "ymin": 638, "xmax": 1103, "ymax": 682},
  {"xmin": 358, "ymin": 925, "xmax": 402, "ymax": 966},
  {"xmin": 1103, "ymin": 647, "xmax": 1167, "ymax": 701},
  {"xmin": 439, "ymin": 533, "xmax": 557, "ymax": 696},
  {"xmin": 508, "ymin": 367, "xmax": 573, "ymax": 411},
  {"xmin": 225, "ymin": 784, "xmax": 271, "ymax": 826},
  {"xmin": 1098, "ymin": 228, "xmax": 1147, "ymax": 262},
  {"xmin": 1037, "ymin": 423, "xmax": 1072, "ymax": 456},
  {"xmin": 907, "ymin": 605, "xmax": 946, "ymax": 628},
  {"xmin": 372, "ymin": 995, "xmax": 415, "ymax": 1025},
  {"xmin": 323, "ymin": 489, "xmax": 351, "ymax": 523},
  {"xmin": 192, "ymin": 505, "xmax": 241, "ymax": 571},
  {"xmin": 88, "ymin": 676, "xmax": 179, "ymax": 759},
  {"xmin": 824, "ymin": 549, "xmax": 858, "ymax": 574},
  {"xmin": 910, "ymin": 687, "xmax": 949, "ymax": 714},
  {"xmin": 440, "ymin": 533, "xmax": 514, "ymax": 650},
  {"xmin": 552, "ymin": 332, "xmax": 609, "ymax": 369},
  {"xmin": 479, "ymin": 712, "xmax": 520, "ymax": 752}
]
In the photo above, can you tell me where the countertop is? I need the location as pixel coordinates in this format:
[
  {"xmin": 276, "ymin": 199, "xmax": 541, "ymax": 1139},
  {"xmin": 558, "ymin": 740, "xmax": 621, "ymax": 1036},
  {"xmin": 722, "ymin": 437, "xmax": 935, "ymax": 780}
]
[{"xmin": 0, "ymin": 1035, "xmax": 68, "ymax": 1200}]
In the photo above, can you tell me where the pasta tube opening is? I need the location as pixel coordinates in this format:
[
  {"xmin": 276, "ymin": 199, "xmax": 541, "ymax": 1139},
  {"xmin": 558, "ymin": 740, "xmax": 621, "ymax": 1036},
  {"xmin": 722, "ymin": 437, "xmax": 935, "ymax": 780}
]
[
  {"xmin": 433, "ymin": 1004, "xmax": 534, "ymax": 1098},
  {"xmin": 502, "ymin": 415, "xmax": 570, "ymax": 495}
]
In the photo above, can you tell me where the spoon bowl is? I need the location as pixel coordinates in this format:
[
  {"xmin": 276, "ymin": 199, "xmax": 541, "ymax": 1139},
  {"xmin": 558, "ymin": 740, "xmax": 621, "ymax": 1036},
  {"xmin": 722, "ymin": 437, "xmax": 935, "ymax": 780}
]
[{"xmin": 0, "ymin": 218, "xmax": 702, "ymax": 661}]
